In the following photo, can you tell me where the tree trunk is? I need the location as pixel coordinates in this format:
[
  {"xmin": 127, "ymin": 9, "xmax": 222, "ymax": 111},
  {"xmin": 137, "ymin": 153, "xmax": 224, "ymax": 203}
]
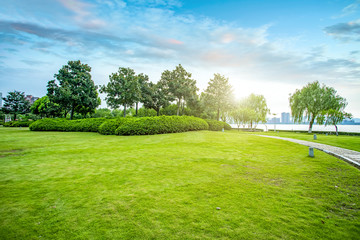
[
  {"xmin": 177, "ymin": 100, "xmax": 181, "ymax": 116},
  {"xmin": 335, "ymin": 125, "xmax": 338, "ymax": 136},
  {"xmin": 70, "ymin": 104, "xmax": 75, "ymax": 120},
  {"xmin": 217, "ymin": 108, "xmax": 220, "ymax": 121},
  {"xmin": 308, "ymin": 117, "xmax": 315, "ymax": 133},
  {"xmin": 123, "ymin": 105, "xmax": 127, "ymax": 117},
  {"xmin": 14, "ymin": 113, "xmax": 17, "ymax": 121},
  {"xmin": 136, "ymin": 102, "xmax": 138, "ymax": 116},
  {"xmin": 157, "ymin": 108, "xmax": 160, "ymax": 116}
]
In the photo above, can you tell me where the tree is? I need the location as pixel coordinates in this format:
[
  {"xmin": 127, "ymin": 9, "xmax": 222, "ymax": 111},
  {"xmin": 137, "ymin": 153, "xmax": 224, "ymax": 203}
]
[
  {"xmin": 159, "ymin": 64, "xmax": 198, "ymax": 116},
  {"xmin": 136, "ymin": 73, "xmax": 150, "ymax": 116},
  {"xmin": 203, "ymin": 73, "xmax": 233, "ymax": 121},
  {"xmin": 289, "ymin": 81, "xmax": 348, "ymax": 133},
  {"xmin": 30, "ymin": 96, "xmax": 62, "ymax": 118},
  {"xmin": 244, "ymin": 94, "xmax": 269, "ymax": 129},
  {"xmin": 318, "ymin": 108, "xmax": 352, "ymax": 136},
  {"xmin": 230, "ymin": 94, "xmax": 269, "ymax": 130},
  {"xmin": 1, "ymin": 91, "xmax": 30, "ymax": 120},
  {"xmin": 47, "ymin": 60, "xmax": 99, "ymax": 120},
  {"xmin": 100, "ymin": 67, "xmax": 140, "ymax": 117},
  {"xmin": 142, "ymin": 82, "xmax": 170, "ymax": 116}
]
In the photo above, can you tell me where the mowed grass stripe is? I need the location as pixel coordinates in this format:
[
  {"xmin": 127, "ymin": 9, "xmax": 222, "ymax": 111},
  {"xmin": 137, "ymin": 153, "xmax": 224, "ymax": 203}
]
[{"xmin": 0, "ymin": 128, "xmax": 359, "ymax": 239}]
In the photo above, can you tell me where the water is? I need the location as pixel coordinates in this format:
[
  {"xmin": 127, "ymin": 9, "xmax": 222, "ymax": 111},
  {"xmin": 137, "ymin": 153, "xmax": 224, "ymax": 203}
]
[{"xmin": 230, "ymin": 124, "xmax": 360, "ymax": 133}]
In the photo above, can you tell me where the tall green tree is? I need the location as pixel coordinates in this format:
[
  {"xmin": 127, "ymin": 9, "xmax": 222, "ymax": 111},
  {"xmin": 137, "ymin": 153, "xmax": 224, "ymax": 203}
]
[
  {"xmin": 289, "ymin": 81, "xmax": 348, "ymax": 133},
  {"xmin": 203, "ymin": 73, "xmax": 233, "ymax": 121},
  {"xmin": 47, "ymin": 60, "xmax": 99, "ymax": 120},
  {"xmin": 1, "ymin": 91, "xmax": 30, "ymax": 121},
  {"xmin": 142, "ymin": 82, "xmax": 170, "ymax": 116},
  {"xmin": 159, "ymin": 64, "xmax": 198, "ymax": 116},
  {"xmin": 100, "ymin": 67, "xmax": 140, "ymax": 117}
]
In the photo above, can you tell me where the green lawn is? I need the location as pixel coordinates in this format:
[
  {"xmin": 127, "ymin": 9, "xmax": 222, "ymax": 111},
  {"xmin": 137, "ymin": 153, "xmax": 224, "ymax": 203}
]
[
  {"xmin": 0, "ymin": 128, "xmax": 359, "ymax": 239},
  {"xmin": 255, "ymin": 131, "xmax": 360, "ymax": 152}
]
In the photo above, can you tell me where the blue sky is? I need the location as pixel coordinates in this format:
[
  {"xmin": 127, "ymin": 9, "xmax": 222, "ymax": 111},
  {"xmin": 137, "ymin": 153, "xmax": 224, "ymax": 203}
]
[{"xmin": 1, "ymin": 0, "xmax": 359, "ymax": 117}]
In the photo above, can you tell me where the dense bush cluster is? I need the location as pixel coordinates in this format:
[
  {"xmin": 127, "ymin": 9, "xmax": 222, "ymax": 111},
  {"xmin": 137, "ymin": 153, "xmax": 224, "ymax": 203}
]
[
  {"xmin": 205, "ymin": 119, "xmax": 232, "ymax": 131},
  {"xmin": 115, "ymin": 116, "xmax": 208, "ymax": 135},
  {"xmin": 29, "ymin": 116, "xmax": 232, "ymax": 135},
  {"xmin": 29, "ymin": 118, "xmax": 106, "ymax": 132},
  {"xmin": 2, "ymin": 121, "xmax": 34, "ymax": 127}
]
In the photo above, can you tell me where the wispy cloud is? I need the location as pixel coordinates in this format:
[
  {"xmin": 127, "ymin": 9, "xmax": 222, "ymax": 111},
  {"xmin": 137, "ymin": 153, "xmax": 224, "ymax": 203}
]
[
  {"xmin": 324, "ymin": 19, "xmax": 360, "ymax": 41},
  {"xmin": 57, "ymin": 0, "xmax": 107, "ymax": 29},
  {"xmin": 332, "ymin": 0, "xmax": 360, "ymax": 19}
]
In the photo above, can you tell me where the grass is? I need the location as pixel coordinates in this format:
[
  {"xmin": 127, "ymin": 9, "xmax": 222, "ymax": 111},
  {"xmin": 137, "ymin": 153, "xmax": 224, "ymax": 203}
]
[
  {"xmin": 255, "ymin": 131, "xmax": 360, "ymax": 152},
  {"xmin": 0, "ymin": 127, "xmax": 359, "ymax": 239}
]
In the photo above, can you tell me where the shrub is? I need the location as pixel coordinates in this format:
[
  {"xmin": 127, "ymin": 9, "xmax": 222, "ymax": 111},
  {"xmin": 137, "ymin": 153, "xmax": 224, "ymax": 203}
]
[
  {"xmin": 29, "ymin": 118, "xmax": 106, "ymax": 132},
  {"xmin": 224, "ymin": 122, "xmax": 232, "ymax": 130},
  {"xmin": 205, "ymin": 119, "xmax": 231, "ymax": 131},
  {"xmin": 3, "ymin": 121, "xmax": 34, "ymax": 127},
  {"xmin": 98, "ymin": 118, "xmax": 129, "ymax": 135},
  {"xmin": 115, "ymin": 116, "xmax": 208, "ymax": 136}
]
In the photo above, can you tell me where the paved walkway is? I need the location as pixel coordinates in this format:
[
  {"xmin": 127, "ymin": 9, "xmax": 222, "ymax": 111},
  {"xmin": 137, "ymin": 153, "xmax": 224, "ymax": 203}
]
[{"xmin": 257, "ymin": 135, "xmax": 360, "ymax": 169}]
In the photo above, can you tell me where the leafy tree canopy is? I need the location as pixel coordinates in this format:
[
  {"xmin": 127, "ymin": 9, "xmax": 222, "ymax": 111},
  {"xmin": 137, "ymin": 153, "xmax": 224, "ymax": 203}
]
[
  {"xmin": 100, "ymin": 67, "xmax": 140, "ymax": 117},
  {"xmin": 47, "ymin": 60, "xmax": 99, "ymax": 120},
  {"xmin": 30, "ymin": 96, "xmax": 62, "ymax": 118},
  {"xmin": 2, "ymin": 90, "xmax": 30, "ymax": 120},
  {"xmin": 159, "ymin": 64, "xmax": 198, "ymax": 116},
  {"xmin": 204, "ymin": 73, "xmax": 233, "ymax": 121},
  {"xmin": 289, "ymin": 81, "xmax": 348, "ymax": 133}
]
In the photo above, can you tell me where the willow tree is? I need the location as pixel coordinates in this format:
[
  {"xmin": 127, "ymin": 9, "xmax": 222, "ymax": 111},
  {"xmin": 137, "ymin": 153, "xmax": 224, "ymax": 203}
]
[
  {"xmin": 204, "ymin": 73, "xmax": 233, "ymax": 121},
  {"xmin": 289, "ymin": 81, "xmax": 348, "ymax": 133}
]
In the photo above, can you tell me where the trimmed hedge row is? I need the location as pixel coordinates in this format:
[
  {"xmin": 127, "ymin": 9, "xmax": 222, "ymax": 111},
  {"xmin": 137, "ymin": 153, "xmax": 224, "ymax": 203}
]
[
  {"xmin": 29, "ymin": 116, "xmax": 232, "ymax": 135},
  {"xmin": 98, "ymin": 118, "xmax": 130, "ymax": 135},
  {"xmin": 206, "ymin": 119, "xmax": 232, "ymax": 131},
  {"xmin": 115, "ymin": 116, "xmax": 209, "ymax": 135},
  {"xmin": 29, "ymin": 118, "xmax": 107, "ymax": 132},
  {"xmin": 3, "ymin": 121, "xmax": 34, "ymax": 127}
]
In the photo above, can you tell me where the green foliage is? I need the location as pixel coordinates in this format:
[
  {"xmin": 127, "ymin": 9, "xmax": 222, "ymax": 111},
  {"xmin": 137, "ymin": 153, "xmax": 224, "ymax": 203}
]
[
  {"xmin": 2, "ymin": 120, "xmax": 34, "ymax": 127},
  {"xmin": 158, "ymin": 104, "xmax": 192, "ymax": 116},
  {"xmin": 137, "ymin": 107, "xmax": 157, "ymax": 117},
  {"xmin": 1, "ymin": 91, "xmax": 31, "ymax": 120},
  {"xmin": 159, "ymin": 64, "xmax": 198, "ymax": 115},
  {"xmin": 231, "ymin": 94, "xmax": 269, "ymax": 129},
  {"xmin": 289, "ymin": 81, "xmax": 348, "ymax": 133},
  {"xmin": 91, "ymin": 108, "xmax": 112, "ymax": 118},
  {"xmin": 115, "ymin": 116, "xmax": 208, "ymax": 135},
  {"xmin": 142, "ymin": 82, "xmax": 170, "ymax": 115},
  {"xmin": 30, "ymin": 96, "xmax": 62, "ymax": 118},
  {"xmin": 29, "ymin": 118, "xmax": 106, "ymax": 132},
  {"xmin": 203, "ymin": 73, "xmax": 233, "ymax": 121},
  {"xmin": 47, "ymin": 60, "xmax": 99, "ymax": 119},
  {"xmin": 205, "ymin": 119, "xmax": 227, "ymax": 131},
  {"xmin": 223, "ymin": 122, "xmax": 232, "ymax": 130},
  {"xmin": 97, "ymin": 118, "xmax": 129, "ymax": 135},
  {"xmin": 100, "ymin": 67, "xmax": 140, "ymax": 117}
]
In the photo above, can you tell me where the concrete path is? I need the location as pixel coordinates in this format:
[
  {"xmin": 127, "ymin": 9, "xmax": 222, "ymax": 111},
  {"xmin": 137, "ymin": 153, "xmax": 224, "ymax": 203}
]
[{"xmin": 257, "ymin": 135, "xmax": 360, "ymax": 169}]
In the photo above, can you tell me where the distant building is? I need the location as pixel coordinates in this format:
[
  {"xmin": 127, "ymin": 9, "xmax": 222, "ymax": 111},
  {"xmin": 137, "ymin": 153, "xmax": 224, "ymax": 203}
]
[
  {"xmin": 281, "ymin": 112, "xmax": 290, "ymax": 124},
  {"xmin": 268, "ymin": 117, "xmax": 280, "ymax": 124},
  {"xmin": 25, "ymin": 95, "xmax": 39, "ymax": 105}
]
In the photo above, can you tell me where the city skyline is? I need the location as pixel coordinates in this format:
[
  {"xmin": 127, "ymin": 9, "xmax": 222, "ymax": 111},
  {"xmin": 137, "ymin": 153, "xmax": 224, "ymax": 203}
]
[{"xmin": 1, "ymin": 0, "xmax": 359, "ymax": 117}]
